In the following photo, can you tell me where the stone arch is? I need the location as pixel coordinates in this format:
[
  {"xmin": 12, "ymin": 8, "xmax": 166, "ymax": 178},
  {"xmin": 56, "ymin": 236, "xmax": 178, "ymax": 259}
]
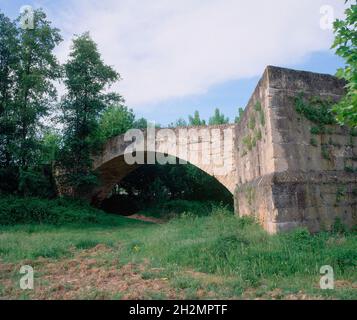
[{"xmin": 91, "ymin": 125, "xmax": 237, "ymax": 204}]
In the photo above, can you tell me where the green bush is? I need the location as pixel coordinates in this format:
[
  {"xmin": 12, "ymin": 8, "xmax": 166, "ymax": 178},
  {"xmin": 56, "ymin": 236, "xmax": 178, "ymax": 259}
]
[
  {"xmin": 18, "ymin": 167, "xmax": 56, "ymax": 198},
  {"xmin": 0, "ymin": 196, "xmax": 126, "ymax": 226},
  {"xmin": 295, "ymin": 94, "xmax": 336, "ymax": 126}
]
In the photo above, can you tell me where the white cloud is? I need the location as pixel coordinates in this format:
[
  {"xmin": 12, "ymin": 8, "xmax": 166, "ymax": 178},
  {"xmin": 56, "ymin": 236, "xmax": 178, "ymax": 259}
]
[{"xmin": 43, "ymin": 0, "xmax": 346, "ymax": 109}]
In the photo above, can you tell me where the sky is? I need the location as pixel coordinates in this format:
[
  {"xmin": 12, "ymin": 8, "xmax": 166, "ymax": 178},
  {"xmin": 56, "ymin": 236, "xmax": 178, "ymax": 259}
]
[{"xmin": 0, "ymin": 0, "xmax": 348, "ymax": 126}]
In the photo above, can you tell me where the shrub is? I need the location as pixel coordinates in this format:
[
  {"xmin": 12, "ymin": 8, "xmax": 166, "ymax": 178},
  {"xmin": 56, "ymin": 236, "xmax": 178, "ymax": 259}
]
[
  {"xmin": 295, "ymin": 94, "xmax": 336, "ymax": 126},
  {"xmin": 332, "ymin": 217, "xmax": 347, "ymax": 235},
  {"xmin": 0, "ymin": 196, "xmax": 123, "ymax": 226}
]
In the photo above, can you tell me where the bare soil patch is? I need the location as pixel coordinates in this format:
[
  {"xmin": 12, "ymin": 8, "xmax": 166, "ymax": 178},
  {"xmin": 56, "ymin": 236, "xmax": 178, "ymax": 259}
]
[{"xmin": 0, "ymin": 245, "xmax": 182, "ymax": 300}]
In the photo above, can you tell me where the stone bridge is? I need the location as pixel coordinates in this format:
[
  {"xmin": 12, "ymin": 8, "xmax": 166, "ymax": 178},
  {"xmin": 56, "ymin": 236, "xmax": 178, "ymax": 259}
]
[
  {"xmin": 92, "ymin": 123, "xmax": 237, "ymax": 201},
  {"xmin": 91, "ymin": 66, "xmax": 357, "ymax": 233}
]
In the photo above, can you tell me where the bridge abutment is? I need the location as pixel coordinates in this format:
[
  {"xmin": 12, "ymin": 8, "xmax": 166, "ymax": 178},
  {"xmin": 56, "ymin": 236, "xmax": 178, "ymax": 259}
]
[{"xmin": 234, "ymin": 66, "xmax": 356, "ymax": 233}]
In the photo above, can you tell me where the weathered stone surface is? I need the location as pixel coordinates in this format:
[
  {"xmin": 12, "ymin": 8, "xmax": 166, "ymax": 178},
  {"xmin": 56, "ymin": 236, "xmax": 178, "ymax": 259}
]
[{"xmin": 234, "ymin": 66, "xmax": 356, "ymax": 233}]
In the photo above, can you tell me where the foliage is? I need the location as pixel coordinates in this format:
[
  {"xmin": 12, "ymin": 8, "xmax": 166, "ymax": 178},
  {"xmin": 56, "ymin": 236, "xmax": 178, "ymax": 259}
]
[
  {"xmin": 345, "ymin": 165, "xmax": 357, "ymax": 173},
  {"xmin": 255, "ymin": 129, "xmax": 262, "ymax": 141},
  {"xmin": 131, "ymin": 200, "xmax": 228, "ymax": 221},
  {"xmin": 242, "ymin": 135, "xmax": 254, "ymax": 151},
  {"xmin": 295, "ymin": 93, "xmax": 336, "ymax": 126},
  {"xmin": 0, "ymin": 166, "xmax": 19, "ymax": 194},
  {"xmin": 248, "ymin": 115, "xmax": 256, "ymax": 130},
  {"xmin": 0, "ymin": 195, "xmax": 131, "ymax": 226},
  {"xmin": 332, "ymin": 1, "xmax": 357, "ymax": 127},
  {"xmin": 147, "ymin": 200, "xmax": 215, "ymax": 218},
  {"xmin": 188, "ymin": 111, "xmax": 206, "ymax": 126},
  {"xmin": 209, "ymin": 108, "xmax": 229, "ymax": 125},
  {"xmin": 113, "ymin": 163, "xmax": 233, "ymax": 208},
  {"xmin": 0, "ymin": 196, "xmax": 97, "ymax": 225},
  {"xmin": 18, "ymin": 167, "xmax": 56, "ymax": 198},
  {"xmin": 59, "ymin": 32, "xmax": 121, "ymax": 196},
  {"xmin": 97, "ymin": 105, "xmax": 135, "ymax": 142},
  {"xmin": 0, "ymin": 10, "xmax": 62, "ymax": 196},
  {"xmin": 0, "ymin": 12, "xmax": 19, "ymax": 169},
  {"xmin": 39, "ymin": 130, "xmax": 62, "ymax": 168},
  {"xmin": 255, "ymin": 102, "xmax": 265, "ymax": 126},
  {"xmin": 13, "ymin": 9, "xmax": 62, "ymax": 169},
  {"xmin": 254, "ymin": 101, "xmax": 262, "ymax": 112},
  {"xmin": 169, "ymin": 118, "xmax": 188, "ymax": 128},
  {"xmin": 321, "ymin": 145, "xmax": 331, "ymax": 161},
  {"xmin": 0, "ymin": 12, "xmax": 19, "ymax": 194},
  {"xmin": 133, "ymin": 117, "xmax": 148, "ymax": 129},
  {"xmin": 310, "ymin": 137, "xmax": 318, "ymax": 147},
  {"xmin": 235, "ymin": 107, "xmax": 244, "ymax": 124}
]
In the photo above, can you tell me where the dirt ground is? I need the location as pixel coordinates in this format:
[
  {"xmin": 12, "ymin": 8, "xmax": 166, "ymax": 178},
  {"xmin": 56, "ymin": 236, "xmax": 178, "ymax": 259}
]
[{"xmin": 0, "ymin": 245, "xmax": 183, "ymax": 300}]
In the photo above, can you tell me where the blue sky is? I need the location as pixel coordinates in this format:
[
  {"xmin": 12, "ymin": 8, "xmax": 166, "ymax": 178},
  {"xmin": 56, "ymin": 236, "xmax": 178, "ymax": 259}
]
[
  {"xmin": 0, "ymin": 0, "xmax": 347, "ymax": 125},
  {"xmin": 139, "ymin": 51, "xmax": 345, "ymax": 125}
]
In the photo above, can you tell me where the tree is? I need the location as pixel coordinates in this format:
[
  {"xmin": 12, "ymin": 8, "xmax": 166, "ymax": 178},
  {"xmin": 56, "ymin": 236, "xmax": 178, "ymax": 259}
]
[
  {"xmin": 60, "ymin": 32, "xmax": 121, "ymax": 196},
  {"xmin": 40, "ymin": 129, "xmax": 61, "ymax": 166},
  {"xmin": 98, "ymin": 105, "xmax": 135, "ymax": 141},
  {"xmin": 0, "ymin": 10, "xmax": 62, "ymax": 195},
  {"xmin": 189, "ymin": 110, "xmax": 206, "ymax": 126},
  {"xmin": 235, "ymin": 107, "xmax": 244, "ymax": 124},
  {"xmin": 13, "ymin": 9, "xmax": 62, "ymax": 170},
  {"xmin": 209, "ymin": 108, "xmax": 229, "ymax": 125},
  {"xmin": 133, "ymin": 117, "xmax": 148, "ymax": 129},
  {"xmin": 332, "ymin": 1, "xmax": 357, "ymax": 127},
  {"xmin": 169, "ymin": 118, "xmax": 188, "ymax": 128},
  {"xmin": 0, "ymin": 12, "xmax": 19, "ymax": 192}
]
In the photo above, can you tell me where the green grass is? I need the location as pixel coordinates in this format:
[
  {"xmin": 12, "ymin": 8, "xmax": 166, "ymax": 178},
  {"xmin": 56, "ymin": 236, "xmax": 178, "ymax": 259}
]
[
  {"xmin": 0, "ymin": 197, "xmax": 356, "ymax": 300},
  {"xmin": 129, "ymin": 209, "xmax": 356, "ymax": 296}
]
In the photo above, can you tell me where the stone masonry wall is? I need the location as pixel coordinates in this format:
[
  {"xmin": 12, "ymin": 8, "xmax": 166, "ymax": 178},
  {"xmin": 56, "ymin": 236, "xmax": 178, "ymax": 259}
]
[{"xmin": 235, "ymin": 66, "xmax": 357, "ymax": 233}]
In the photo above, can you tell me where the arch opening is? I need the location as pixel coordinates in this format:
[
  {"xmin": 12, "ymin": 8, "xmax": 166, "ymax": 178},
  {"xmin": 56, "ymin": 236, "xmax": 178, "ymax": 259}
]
[{"xmin": 95, "ymin": 152, "xmax": 234, "ymax": 217}]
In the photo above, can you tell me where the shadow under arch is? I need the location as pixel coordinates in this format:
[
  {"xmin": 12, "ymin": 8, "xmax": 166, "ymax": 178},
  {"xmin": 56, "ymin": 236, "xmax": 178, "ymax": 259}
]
[{"xmin": 92, "ymin": 151, "xmax": 234, "ymax": 213}]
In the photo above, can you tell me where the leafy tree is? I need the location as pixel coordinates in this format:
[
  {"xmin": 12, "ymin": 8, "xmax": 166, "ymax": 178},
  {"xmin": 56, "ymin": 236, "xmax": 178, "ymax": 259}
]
[
  {"xmin": 209, "ymin": 108, "xmax": 229, "ymax": 125},
  {"xmin": 0, "ymin": 10, "xmax": 62, "ymax": 195},
  {"xmin": 169, "ymin": 118, "xmax": 188, "ymax": 128},
  {"xmin": 40, "ymin": 130, "xmax": 62, "ymax": 166},
  {"xmin": 235, "ymin": 107, "xmax": 244, "ymax": 124},
  {"xmin": 13, "ymin": 9, "xmax": 62, "ymax": 170},
  {"xmin": 133, "ymin": 117, "xmax": 148, "ymax": 129},
  {"xmin": 332, "ymin": 1, "xmax": 357, "ymax": 127},
  {"xmin": 189, "ymin": 110, "xmax": 206, "ymax": 126},
  {"xmin": 16, "ymin": 128, "xmax": 60, "ymax": 198},
  {"xmin": 13, "ymin": 10, "xmax": 62, "ymax": 195},
  {"xmin": 0, "ymin": 12, "xmax": 19, "ymax": 192},
  {"xmin": 60, "ymin": 32, "xmax": 121, "ymax": 196},
  {"xmin": 98, "ymin": 105, "xmax": 135, "ymax": 141}
]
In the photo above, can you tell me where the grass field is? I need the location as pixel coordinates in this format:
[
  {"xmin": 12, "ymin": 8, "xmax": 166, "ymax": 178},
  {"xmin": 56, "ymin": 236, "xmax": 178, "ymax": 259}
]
[{"xmin": 0, "ymin": 200, "xmax": 356, "ymax": 300}]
